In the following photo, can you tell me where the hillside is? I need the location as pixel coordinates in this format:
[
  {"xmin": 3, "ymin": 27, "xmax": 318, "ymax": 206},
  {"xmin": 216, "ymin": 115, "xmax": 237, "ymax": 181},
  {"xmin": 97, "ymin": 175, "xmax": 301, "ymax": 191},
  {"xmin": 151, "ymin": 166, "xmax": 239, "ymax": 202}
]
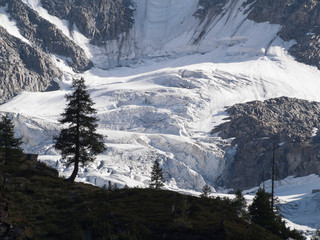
[{"xmin": 0, "ymin": 159, "xmax": 282, "ymax": 240}]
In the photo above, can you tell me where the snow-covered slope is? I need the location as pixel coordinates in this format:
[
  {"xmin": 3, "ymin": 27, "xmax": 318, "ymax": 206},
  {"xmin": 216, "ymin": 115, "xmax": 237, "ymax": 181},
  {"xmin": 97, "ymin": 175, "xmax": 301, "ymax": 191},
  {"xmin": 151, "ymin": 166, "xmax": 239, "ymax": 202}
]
[
  {"xmin": 1, "ymin": 0, "xmax": 320, "ymax": 232},
  {"xmin": 244, "ymin": 174, "xmax": 320, "ymax": 237},
  {"xmin": 95, "ymin": 0, "xmax": 291, "ymax": 68}
]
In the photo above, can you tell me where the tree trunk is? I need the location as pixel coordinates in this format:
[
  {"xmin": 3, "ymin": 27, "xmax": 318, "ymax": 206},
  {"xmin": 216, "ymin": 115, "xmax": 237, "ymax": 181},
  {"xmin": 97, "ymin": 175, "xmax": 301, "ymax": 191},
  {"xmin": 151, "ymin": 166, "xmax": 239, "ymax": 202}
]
[
  {"xmin": 66, "ymin": 86, "xmax": 81, "ymax": 183},
  {"xmin": 66, "ymin": 161, "xmax": 79, "ymax": 182}
]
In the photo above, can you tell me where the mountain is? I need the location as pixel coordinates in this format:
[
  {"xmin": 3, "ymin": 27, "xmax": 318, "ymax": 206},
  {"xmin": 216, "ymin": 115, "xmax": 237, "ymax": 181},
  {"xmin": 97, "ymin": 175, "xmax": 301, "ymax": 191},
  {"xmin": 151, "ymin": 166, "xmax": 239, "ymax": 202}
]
[
  {"xmin": 3, "ymin": 0, "xmax": 320, "ymax": 103},
  {"xmin": 0, "ymin": 0, "xmax": 320, "ymax": 231}
]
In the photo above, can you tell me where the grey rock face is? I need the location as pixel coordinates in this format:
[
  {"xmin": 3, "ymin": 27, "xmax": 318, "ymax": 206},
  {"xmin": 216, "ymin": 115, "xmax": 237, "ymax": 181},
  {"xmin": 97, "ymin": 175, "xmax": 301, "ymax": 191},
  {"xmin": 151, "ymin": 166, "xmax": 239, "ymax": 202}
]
[
  {"xmin": 0, "ymin": 0, "xmax": 92, "ymax": 103},
  {"xmin": 0, "ymin": 0, "xmax": 134, "ymax": 103},
  {"xmin": 244, "ymin": 0, "xmax": 320, "ymax": 69},
  {"xmin": 0, "ymin": 26, "xmax": 61, "ymax": 103},
  {"xmin": 214, "ymin": 97, "xmax": 320, "ymax": 190},
  {"xmin": 1, "ymin": 0, "xmax": 136, "ymax": 103},
  {"xmin": 40, "ymin": 0, "xmax": 134, "ymax": 45},
  {"xmin": 1, "ymin": 0, "xmax": 92, "ymax": 72}
]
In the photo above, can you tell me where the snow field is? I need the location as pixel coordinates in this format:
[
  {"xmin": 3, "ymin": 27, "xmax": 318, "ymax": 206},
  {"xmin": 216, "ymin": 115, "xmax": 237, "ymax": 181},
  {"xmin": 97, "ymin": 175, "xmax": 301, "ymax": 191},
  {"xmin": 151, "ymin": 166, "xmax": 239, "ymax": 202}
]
[{"xmin": 244, "ymin": 175, "xmax": 320, "ymax": 238}]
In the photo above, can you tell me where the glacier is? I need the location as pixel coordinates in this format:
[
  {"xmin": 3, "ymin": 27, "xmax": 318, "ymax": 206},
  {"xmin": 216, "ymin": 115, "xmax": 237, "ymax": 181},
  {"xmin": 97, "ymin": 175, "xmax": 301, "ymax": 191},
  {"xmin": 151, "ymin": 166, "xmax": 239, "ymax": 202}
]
[{"xmin": 0, "ymin": 0, "xmax": 320, "ymax": 235}]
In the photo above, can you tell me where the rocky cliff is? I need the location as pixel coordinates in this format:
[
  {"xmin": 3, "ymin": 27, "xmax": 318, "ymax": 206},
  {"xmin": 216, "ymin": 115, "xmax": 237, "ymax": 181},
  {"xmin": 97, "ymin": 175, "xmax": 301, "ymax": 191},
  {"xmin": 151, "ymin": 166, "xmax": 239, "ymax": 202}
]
[
  {"xmin": 0, "ymin": 25, "xmax": 61, "ymax": 103},
  {"xmin": 0, "ymin": 0, "xmax": 134, "ymax": 103},
  {"xmin": 2, "ymin": 0, "xmax": 93, "ymax": 72},
  {"xmin": 40, "ymin": 0, "xmax": 134, "ymax": 45},
  {"xmin": 245, "ymin": 0, "xmax": 320, "ymax": 69},
  {"xmin": 0, "ymin": 0, "xmax": 95, "ymax": 103},
  {"xmin": 214, "ymin": 97, "xmax": 320, "ymax": 190}
]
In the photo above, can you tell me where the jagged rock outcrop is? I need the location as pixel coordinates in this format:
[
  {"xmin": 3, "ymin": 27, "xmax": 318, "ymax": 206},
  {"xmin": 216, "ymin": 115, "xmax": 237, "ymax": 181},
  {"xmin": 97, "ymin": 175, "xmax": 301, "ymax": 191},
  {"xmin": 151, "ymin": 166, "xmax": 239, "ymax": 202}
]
[
  {"xmin": 0, "ymin": 0, "xmax": 92, "ymax": 72},
  {"xmin": 0, "ymin": 26, "xmax": 61, "ymax": 103},
  {"xmin": 214, "ymin": 97, "xmax": 320, "ymax": 190},
  {"xmin": 40, "ymin": 0, "xmax": 134, "ymax": 45},
  {"xmin": 244, "ymin": 0, "xmax": 320, "ymax": 69},
  {"xmin": 0, "ymin": 0, "xmax": 135, "ymax": 103}
]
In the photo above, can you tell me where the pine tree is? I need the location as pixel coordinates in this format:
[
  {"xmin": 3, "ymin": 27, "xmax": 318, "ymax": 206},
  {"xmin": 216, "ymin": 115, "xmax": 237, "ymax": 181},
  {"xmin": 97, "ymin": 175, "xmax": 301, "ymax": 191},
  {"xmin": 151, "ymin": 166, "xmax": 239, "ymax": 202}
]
[
  {"xmin": 54, "ymin": 78, "xmax": 106, "ymax": 182},
  {"xmin": 200, "ymin": 184, "xmax": 211, "ymax": 198},
  {"xmin": 249, "ymin": 188, "xmax": 305, "ymax": 240},
  {"xmin": 248, "ymin": 188, "xmax": 276, "ymax": 231},
  {"xmin": 232, "ymin": 189, "xmax": 247, "ymax": 216},
  {"xmin": 149, "ymin": 159, "xmax": 164, "ymax": 189},
  {"xmin": 0, "ymin": 115, "xmax": 24, "ymax": 165}
]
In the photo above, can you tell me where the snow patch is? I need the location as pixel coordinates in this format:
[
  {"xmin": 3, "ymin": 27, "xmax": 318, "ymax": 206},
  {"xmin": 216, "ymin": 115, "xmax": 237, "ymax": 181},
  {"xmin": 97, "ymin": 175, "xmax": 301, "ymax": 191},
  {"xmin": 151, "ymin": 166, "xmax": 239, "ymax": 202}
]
[
  {"xmin": 0, "ymin": 5, "xmax": 30, "ymax": 44},
  {"xmin": 312, "ymin": 127, "xmax": 318, "ymax": 137},
  {"xmin": 244, "ymin": 174, "xmax": 320, "ymax": 230}
]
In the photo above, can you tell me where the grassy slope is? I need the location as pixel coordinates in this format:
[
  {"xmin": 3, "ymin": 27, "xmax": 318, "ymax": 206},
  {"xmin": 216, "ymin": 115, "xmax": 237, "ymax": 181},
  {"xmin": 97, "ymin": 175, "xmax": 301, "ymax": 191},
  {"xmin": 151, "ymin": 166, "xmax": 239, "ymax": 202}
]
[{"xmin": 0, "ymin": 160, "xmax": 281, "ymax": 240}]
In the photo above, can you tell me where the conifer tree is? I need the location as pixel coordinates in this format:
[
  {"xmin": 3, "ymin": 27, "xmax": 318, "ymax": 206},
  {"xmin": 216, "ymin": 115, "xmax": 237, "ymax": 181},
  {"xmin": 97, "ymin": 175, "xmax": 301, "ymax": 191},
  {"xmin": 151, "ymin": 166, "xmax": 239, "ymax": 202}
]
[
  {"xmin": 249, "ymin": 188, "xmax": 304, "ymax": 240},
  {"xmin": 249, "ymin": 188, "xmax": 276, "ymax": 230},
  {"xmin": 149, "ymin": 159, "xmax": 164, "ymax": 189},
  {"xmin": 232, "ymin": 189, "xmax": 247, "ymax": 216},
  {"xmin": 54, "ymin": 78, "xmax": 106, "ymax": 182},
  {"xmin": 0, "ymin": 115, "xmax": 24, "ymax": 164}
]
